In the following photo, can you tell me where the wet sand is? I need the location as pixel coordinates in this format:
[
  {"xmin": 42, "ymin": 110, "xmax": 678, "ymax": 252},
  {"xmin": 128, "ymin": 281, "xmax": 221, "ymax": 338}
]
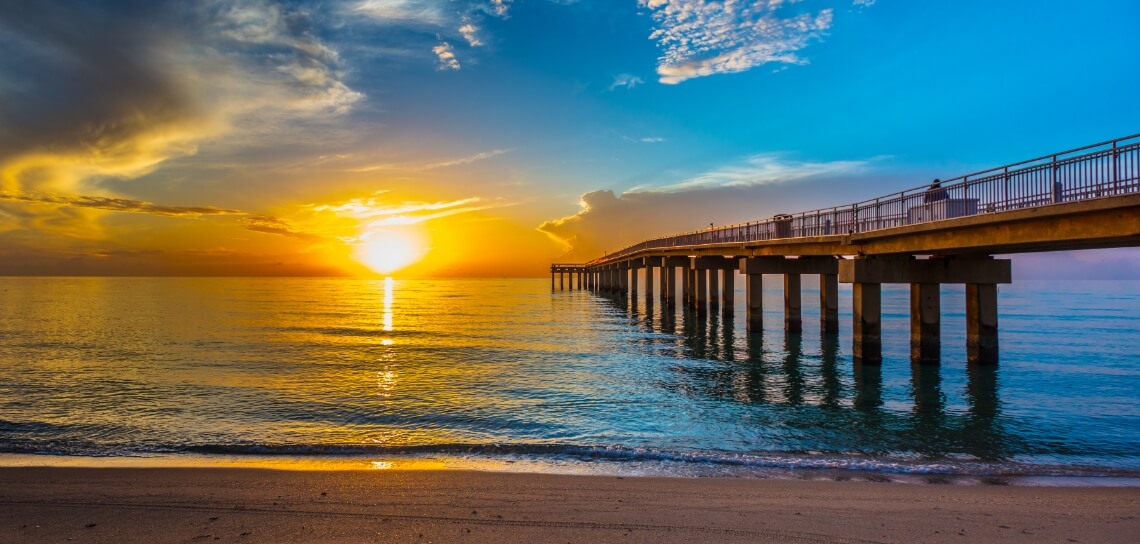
[{"xmin": 1, "ymin": 467, "xmax": 1137, "ymax": 543}]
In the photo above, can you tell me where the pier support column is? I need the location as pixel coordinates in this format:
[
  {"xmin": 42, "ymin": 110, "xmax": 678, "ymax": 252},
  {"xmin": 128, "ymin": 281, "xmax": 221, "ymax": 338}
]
[
  {"xmin": 560, "ymin": 273, "xmax": 565, "ymax": 291},
  {"xmin": 722, "ymin": 270, "xmax": 735, "ymax": 315},
  {"xmin": 784, "ymin": 274, "xmax": 802, "ymax": 333},
  {"xmin": 629, "ymin": 263, "xmax": 640, "ymax": 299},
  {"xmin": 683, "ymin": 266, "xmax": 694, "ymax": 307},
  {"xmin": 708, "ymin": 269, "xmax": 720, "ymax": 311},
  {"xmin": 644, "ymin": 260, "xmax": 655, "ymax": 303},
  {"xmin": 665, "ymin": 266, "xmax": 676, "ymax": 307},
  {"xmin": 695, "ymin": 268, "xmax": 708, "ymax": 313},
  {"xmin": 745, "ymin": 272, "xmax": 763, "ymax": 331},
  {"xmin": 967, "ymin": 283, "xmax": 999, "ymax": 365},
  {"xmin": 618, "ymin": 263, "xmax": 628, "ymax": 296},
  {"xmin": 577, "ymin": 272, "xmax": 583, "ymax": 290},
  {"xmin": 551, "ymin": 272, "xmax": 555, "ymax": 291},
  {"xmin": 853, "ymin": 282, "xmax": 882, "ymax": 364},
  {"xmin": 910, "ymin": 283, "xmax": 941, "ymax": 364},
  {"xmin": 820, "ymin": 272, "xmax": 840, "ymax": 332}
]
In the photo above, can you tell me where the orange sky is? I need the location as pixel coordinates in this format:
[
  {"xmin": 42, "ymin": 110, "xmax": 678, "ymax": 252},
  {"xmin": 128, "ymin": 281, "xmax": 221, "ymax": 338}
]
[{"xmin": 2, "ymin": 1, "xmax": 1137, "ymax": 278}]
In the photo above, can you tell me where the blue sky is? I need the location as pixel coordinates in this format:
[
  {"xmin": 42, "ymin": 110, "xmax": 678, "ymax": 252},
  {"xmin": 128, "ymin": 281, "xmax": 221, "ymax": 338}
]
[{"xmin": 1, "ymin": 0, "xmax": 1137, "ymax": 276}]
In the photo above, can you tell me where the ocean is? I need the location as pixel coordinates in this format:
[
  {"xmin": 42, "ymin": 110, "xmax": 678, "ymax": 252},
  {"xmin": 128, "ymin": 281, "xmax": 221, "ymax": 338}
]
[{"xmin": 1, "ymin": 277, "xmax": 1138, "ymax": 483}]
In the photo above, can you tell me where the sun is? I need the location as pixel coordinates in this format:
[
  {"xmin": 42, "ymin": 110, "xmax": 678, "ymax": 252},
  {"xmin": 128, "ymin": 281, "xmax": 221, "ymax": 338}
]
[{"xmin": 355, "ymin": 229, "xmax": 426, "ymax": 275}]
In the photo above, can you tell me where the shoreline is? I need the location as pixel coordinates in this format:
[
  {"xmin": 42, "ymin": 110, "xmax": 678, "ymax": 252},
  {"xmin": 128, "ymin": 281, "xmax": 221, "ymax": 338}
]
[
  {"xmin": 3, "ymin": 452, "xmax": 1140, "ymax": 488},
  {"xmin": 2, "ymin": 465, "xmax": 1138, "ymax": 543}
]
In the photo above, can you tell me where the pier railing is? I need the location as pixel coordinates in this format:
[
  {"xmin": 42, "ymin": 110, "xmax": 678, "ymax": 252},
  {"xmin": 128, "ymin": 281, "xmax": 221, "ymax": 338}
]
[{"xmin": 589, "ymin": 134, "xmax": 1140, "ymax": 264}]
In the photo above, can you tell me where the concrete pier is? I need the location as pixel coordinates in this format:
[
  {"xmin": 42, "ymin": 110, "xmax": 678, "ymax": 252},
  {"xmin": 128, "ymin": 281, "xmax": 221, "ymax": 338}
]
[
  {"xmin": 741, "ymin": 256, "xmax": 839, "ymax": 333},
  {"xmin": 784, "ymin": 273, "xmax": 802, "ymax": 333},
  {"xmin": 967, "ymin": 283, "xmax": 999, "ymax": 364},
  {"xmin": 738, "ymin": 258, "xmax": 766, "ymax": 330},
  {"xmin": 852, "ymin": 282, "xmax": 882, "ymax": 364},
  {"xmin": 820, "ymin": 271, "xmax": 839, "ymax": 332},
  {"xmin": 708, "ymin": 268, "xmax": 719, "ymax": 310},
  {"xmin": 661, "ymin": 257, "xmax": 687, "ymax": 308},
  {"xmin": 693, "ymin": 264, "xmax": 702, "ymax": 312},
  {"xmin": 643, "ymin": 258, "xmax": 655, "ymax": 303},
  {"xmin": 684, "ymin": 266, "xmax": 695, "ymax": 308},
  {"xmin": 722, "ymin": 269, "xmax": 735, "ymax": 315},
  {"xmin": 910, "ymin": 283, "xmax": 940, "ymax": 363},
  {"xmin": 840, "ymin": 255, "xmax": 1010, "ymax": 365}
]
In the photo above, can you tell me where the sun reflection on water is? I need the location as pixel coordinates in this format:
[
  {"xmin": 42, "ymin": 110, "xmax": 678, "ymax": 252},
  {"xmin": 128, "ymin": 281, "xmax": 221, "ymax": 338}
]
[{"xmin": 382, "ymin": 277, "xmax": 394, "ymax": 333}]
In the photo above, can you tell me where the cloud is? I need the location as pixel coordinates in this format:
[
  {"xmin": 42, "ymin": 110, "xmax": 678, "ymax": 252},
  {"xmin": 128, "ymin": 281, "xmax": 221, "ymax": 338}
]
[
  {"xmin": 459, "ymin": 22, "xmax": 483, "ymax": 46},
  {"xmin": 311, "ymin": 194, "xmax": 495, "ymax": 228},
  {"xmin": 623, "ymin": 136, "xmax": 666, "ymax": 143},
  {"xmin": 345, "ymin": 148, "xmax": 511, "ymax": 173},
  {"xmin": 352, "ymin": 0, "xmax": 449, "ymax": 25},
  {"xmin": 638, "ymin": 0, "xmax": 838, "ymax": 84},
  {"xmin": 0, "ymin": 191, "xmax": 243, "ymax": 217},
  {"xmin": 417, "ymin": 148, "xmax": 511, "ymax": 170},
  {"xmin": 433, "ymin": 42, "xmax": 461, "ymax": 70},
  {"xmin": 0, "ymin": 0, "xmax": 363, "ymax": 196},
  {"xmin": 610, "ymin": 73, "xmax": 644, "ymax": 90},
  {"xmin": 490, "ymin": 0, "xmax": 513, "ymax": 17},
  {"xmin": 853, "ymin": 0, "xmax": 876, "ymax": 6},
  {"xmin": 239, "ymin": 215, "xmax": 330, "ymax": 242},
  {"xmin": 537, "ymin": 154, "xmax": 880, "ymax": 260},
  {"xmin": 629, "ymin": 153, "xmax": 869, "ymax": 193}
]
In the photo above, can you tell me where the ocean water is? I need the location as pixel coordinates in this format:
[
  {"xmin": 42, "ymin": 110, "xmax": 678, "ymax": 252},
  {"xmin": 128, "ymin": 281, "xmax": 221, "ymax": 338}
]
[{"xmin": 1, "ymin": 276, "xmax": 1138, "ymax": 481}]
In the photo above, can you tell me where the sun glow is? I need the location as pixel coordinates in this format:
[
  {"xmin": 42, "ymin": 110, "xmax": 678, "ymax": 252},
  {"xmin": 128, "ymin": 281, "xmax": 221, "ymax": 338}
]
[{"xmin": 355, "ymin": 229, "xmax": 426, "ymax": 275}]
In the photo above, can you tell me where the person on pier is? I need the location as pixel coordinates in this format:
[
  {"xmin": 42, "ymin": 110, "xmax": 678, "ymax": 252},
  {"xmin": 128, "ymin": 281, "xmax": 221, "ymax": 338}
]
[{"xmin": 924, "ymin": 178, "xmax": 948, "ymax": 203}]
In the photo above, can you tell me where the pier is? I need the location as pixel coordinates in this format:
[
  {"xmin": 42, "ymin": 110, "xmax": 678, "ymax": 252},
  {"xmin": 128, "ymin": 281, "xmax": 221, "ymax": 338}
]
[{"xmin": 552, "ymin": 135, "xmax": 1140, "ymax": 364}]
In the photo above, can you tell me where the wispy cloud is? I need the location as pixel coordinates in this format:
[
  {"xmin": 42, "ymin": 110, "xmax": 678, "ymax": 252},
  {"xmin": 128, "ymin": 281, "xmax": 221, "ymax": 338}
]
[
  {"xmin": 417, "ymin": 148, "xmax": 511, "ymax": 170},
  {"xmin": 344, "ymin": 148, "xmax": 511, "ymax": 173},
  {"xmin": 352, "ymin": 0, "xmax": 449, "ymax": 25},
  {"xmin": 609, "ymin": 73, "xmax": 644, "ymax": 90},
  {"xmin": 629, "ymin": 154, "xmax": 870, "ymax": 193},
  {"xmin": 621, "ymin": 135, "xmax": 666, "ymax": 143},
  {"xmin": 312, "ymin": 194, "xmax": 495, "ymax": 228},
  {"xmin": 0, "ymin": 191, "xmax": 244, "ymax": 217},
  {"xmin": 239, "ymin": 215, "xmax": 329, "ymax": 242},
  {"xmin": 433, "ymin": 41, "xmax": 461, "ymax": 70},
  {"xmin": 638, "ymin": 0, "xmax": 841, "ymax": 84}
]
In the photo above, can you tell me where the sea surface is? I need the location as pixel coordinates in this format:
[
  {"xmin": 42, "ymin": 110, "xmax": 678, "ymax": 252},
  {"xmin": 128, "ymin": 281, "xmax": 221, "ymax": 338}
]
[{"xmin": 1, "ymin": 277, "xmax": 1138, "ymax": 483}]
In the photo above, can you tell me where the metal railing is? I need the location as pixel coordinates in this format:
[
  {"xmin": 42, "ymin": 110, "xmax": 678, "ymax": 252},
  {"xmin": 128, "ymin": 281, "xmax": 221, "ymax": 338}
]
[{"xmin": 586, "ymin": 134, "xmax": 1140, "ymax": 265}]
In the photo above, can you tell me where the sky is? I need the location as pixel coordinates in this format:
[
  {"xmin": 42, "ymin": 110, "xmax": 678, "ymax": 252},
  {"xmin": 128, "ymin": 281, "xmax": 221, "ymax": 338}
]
[{"xmin": 1, "ymin": 0, "xmax": 1138, "ymax": 278}]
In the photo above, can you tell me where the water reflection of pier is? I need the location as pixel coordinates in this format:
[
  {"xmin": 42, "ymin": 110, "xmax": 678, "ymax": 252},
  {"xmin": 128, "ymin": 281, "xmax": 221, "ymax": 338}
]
[{"xmin": 607, "ymin": 293, "xmax": 1012, "ymax": 460}]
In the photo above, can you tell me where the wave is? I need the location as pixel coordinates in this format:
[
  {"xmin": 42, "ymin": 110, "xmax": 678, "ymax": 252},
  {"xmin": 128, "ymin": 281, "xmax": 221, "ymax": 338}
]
[{"xmin": 3, "ymin": 441, "xmax": 1138, "ymax": 479}]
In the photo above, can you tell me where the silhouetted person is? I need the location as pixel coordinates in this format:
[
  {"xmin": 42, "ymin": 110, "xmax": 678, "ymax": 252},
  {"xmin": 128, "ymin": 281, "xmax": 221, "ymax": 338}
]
[{"xmin": 924, "ymin": 178, "xmax": 948, "ymax": 203}]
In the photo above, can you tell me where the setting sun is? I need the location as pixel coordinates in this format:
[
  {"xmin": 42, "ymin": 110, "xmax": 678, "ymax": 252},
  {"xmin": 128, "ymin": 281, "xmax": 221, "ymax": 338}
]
[{"xmin": 355, "ymin": 229, "xmax": 426, "ymax": 275}]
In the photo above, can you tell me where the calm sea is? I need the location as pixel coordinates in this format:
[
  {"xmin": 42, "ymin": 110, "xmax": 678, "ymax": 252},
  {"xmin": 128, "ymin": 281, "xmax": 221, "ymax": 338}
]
[{"xmin": 1, "ymin": 277, "xmax": 1138, "ymax": 482}]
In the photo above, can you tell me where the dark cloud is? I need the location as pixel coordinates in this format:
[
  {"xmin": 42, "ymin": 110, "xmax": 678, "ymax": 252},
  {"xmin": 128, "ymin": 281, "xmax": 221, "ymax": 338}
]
[
  {"xmin": 0, "ymin": 1, "xmax": 194, "ymax": 162},
  {"xmin": 0, "ymin": 0, "xmax": 361, "ymax": 191},
  {"xmin": 0, "ymin": 191, "xmax": 243, "ymax": 216},
  {"xmin": 240, "ymin": 214, "xmax": 329, "ymax": 242}
]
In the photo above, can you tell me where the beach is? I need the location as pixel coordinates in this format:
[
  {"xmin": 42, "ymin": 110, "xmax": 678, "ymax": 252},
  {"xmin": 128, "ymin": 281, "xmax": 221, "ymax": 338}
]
[{"xmin": 2, "ymin": 466, "xmax": 1137, "ymax": 543}]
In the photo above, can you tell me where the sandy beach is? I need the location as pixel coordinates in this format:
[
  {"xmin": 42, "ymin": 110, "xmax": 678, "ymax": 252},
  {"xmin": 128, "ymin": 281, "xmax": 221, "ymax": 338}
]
[{"xmin": 1, "ymin": 467, "xmax": 1137, "ymax": 543}]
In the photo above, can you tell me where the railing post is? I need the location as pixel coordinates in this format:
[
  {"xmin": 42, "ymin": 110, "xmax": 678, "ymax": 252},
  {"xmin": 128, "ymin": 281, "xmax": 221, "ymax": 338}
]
[
  {"xmin": 1113, "ymin": 140, "xmax": 1120, "ymax": 194},
  {"xmin": 1003, "ymin": 166, "xmax": 1010, "ymax": 208},
  {"xmin": 1050, "ymin": 154, "xmax": 1059, "ymax": 204}
]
